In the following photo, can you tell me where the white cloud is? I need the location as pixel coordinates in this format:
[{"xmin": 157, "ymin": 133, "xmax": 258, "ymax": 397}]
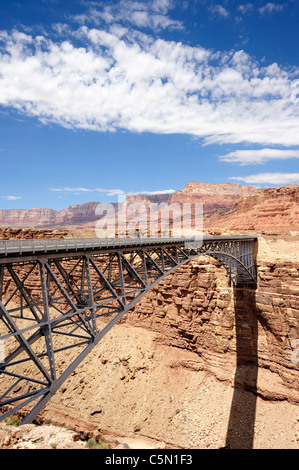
[
  {"xmin": 73, "ymin": 0, "xmax": 183, "ymax": 31},
  {"xmin": 230, "ymin": 172, "xmax": 299, "ymax": 185},
  {"xmin": 2, "ymin": 195, "xmax": 23, "ymax": 200},
  {"xmin": 49, "ymin": 187, "xmax": 174, "ymax": 197},
  {"xmin": 209, "ymin": 4, "xmax": 229, "ymax": 18},
  {"xmin": 0, "ymin": 23, "xmax": 298, "ymax": 147},
  {"xmin": 50, "ymin": 187, "xmax": 125, "ymax": 196},
  {"xmin": 95, "ymin": 188, "xmax": 126, "ymax": 196},
  {"xmin": 128, "ymin": 189, "xmax": 175, "ymax": 195},
  {"xmin": 219, "ymin": 148, "xmax": 299, "ymax": 165},
  {"xmin": 238, "ymin": 2, "xmax": 285, "ymax": 16},
  {"xmin": 50, "ymin": 187, "xmax": 93, "ymax": 192},
  {"xmin": 237, "ymin": 4, "xmax": 254, "ymax": 15},
  {"xmin": 258, "ymin": 3, "xmax": 285, "ymax": 15}
]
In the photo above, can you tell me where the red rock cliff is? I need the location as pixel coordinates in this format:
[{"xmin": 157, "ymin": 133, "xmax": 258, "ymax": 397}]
[
  {"xmin": 170, "ymin": 181, "xmax": 259, "ymax": 211},
  {"xmin": 0, "ymin": 202, "xmax": 100, "ymax": 228},
  {"xmin": 205, "ymin": 184, "xmax": 299, "ymax": 231},
  {"xmin": 121, "ymin": 256, "xmax": 299, "ymax": 405}
]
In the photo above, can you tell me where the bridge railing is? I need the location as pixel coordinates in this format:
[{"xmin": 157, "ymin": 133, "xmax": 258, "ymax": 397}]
[{"xmin": 0, "ymin": 237, "xmax": 193, "ymax": 256}]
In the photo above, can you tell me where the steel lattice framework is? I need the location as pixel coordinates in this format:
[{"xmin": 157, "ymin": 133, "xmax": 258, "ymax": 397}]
[{"xmin": 0, "ymin": 236, "xmax": 257, "ymax": 424}]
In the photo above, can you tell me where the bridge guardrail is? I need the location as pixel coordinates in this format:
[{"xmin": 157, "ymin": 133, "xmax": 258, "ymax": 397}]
[{"xmin": 0, "ymin": 237, "xmax": 193, "ymax": 256}]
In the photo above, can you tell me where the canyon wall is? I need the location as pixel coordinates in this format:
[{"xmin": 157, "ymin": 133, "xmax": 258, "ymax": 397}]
[
  {"xmin": 205, "ymin": 184, "xmax": 299, "ymax": 231},
  {"xmin": 1, "ymin": 182, "xmax": 298, "ymax": 233},
  {"xmin": 0, "ymin": 181, "xmax": 260, "ymax": 229},
  {"xmin": 0, "ymin": 228, "xmax": 70, "ymax": 239},
  {"xmin": 0, "ymin": 202, "xmax": 101, "ymax": 228},
  {"xmin": 120, "ymin": 255, "xmax": 299, "ymax": 405},
  {"xmin": 170, "ymin": 181, "xmax": 259, "ymax": 211}
]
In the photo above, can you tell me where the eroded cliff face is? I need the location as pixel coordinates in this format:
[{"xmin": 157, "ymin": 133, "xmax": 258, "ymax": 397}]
[
  {"xmin": 121, "ymin": 256, "xmax": 299, "ymax": 405},
  {"xmin": 0, "ymin": 181, "xmax": 260, "ymax": 229},
  {"xmin": 205, "ymin": 184, "xmax": 299, "ymax": 231},
  {"xmin": 170, "ymin": 181, "xmax": 259, "ymax": 211},
  {"xmin": 0, "ymin": 203, "xmax": 100, "ymax": 228}
]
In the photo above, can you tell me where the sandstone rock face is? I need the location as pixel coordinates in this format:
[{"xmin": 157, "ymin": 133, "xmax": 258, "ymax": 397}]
[
  {"xmin": 124, "ymin": 182, "xmax": 258, "ymax": 213},
  {"xmin": 0, "ymin": 181, "xmax": 260, "ymax": 229},
  {"xmin": 0, "ymin": 208, "xmax": 57, "ymax": 228},
  {"xmin": 124, "ymin": 194, "xmax": 171, "ymax": 206},
  {"xmin": 1, "ymin": 182, "xmax": 298, "ymax": 233},
  {"xmin": 205, "ymin": 184, "xmax": 299, "ymax": 231},
  {"xmin": 121, "ymin": 256, "xmax": 299, "ymax": 405},
  {"xmin": 170, "ymin": 181, "xmax": 259, "ymax": 211},
  {"xmin": 0, "ymin": 202, "xmax": 100, "ymax": 228}
]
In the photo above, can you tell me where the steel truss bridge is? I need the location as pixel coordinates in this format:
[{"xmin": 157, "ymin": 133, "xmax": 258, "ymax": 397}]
[{"xmin": 0, "ymin": 236, "xmax": 257, "ymax": 424}]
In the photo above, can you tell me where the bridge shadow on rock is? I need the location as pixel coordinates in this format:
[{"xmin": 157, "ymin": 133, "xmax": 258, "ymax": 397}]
[{"xmin": 225, "ymin": 286, "xmax": 259, "ymax": 449}]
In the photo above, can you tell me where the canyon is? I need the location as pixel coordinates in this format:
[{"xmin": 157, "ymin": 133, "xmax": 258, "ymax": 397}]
[
  {"xmin": 0, "ymin": 182, "xmax": 298, "ymax": 449},
  {"xmin": 0, "ymin": 228, "xmax": 298, "ymax": 449},
  {"xmin": 1, "ymin": 182, "xmax": 298, "ymax": 235},
  {"xmin": 0, "ymin": 181, "xmax": 259, "ymax": 229}
]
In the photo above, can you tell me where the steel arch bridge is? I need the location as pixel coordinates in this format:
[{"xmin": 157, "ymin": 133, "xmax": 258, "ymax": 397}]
[{"xmin": 0, "ymin": 236, "xmax": 257, "ymax": 424}]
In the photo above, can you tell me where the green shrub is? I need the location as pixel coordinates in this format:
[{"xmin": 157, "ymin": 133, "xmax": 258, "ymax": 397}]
[{"xmin": 5, "ymin": 417, "xmax": 19, "ymax": 426}]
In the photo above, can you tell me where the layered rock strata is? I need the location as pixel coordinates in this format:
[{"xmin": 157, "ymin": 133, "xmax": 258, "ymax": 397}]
[
  {"xmin": 121, "ymin": 256, "xmax": 299, "ymax": 404},
  {"xmin": 170, "ymin": 181, "xmax": 259, "ymax": 211},
  {"xmin": 205, "ymin": 184, "xmax": 299, "ymax": 231},
  {"xmin": 0, "ymin": 203, "xmax": 101, "ymax": 228}
]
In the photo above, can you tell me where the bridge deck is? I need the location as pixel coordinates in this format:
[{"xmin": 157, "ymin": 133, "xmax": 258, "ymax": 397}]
[{"xmin": 0, "ymin": 235, "xmax": 257, "ymax": 260}]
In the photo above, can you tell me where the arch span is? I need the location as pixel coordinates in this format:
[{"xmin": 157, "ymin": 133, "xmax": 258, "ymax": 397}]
[{"xmin": 0, "ymin": 236, "xmax": 257, "ymax": 424}]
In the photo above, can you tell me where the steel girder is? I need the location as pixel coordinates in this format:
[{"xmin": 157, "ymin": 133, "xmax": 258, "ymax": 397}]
[{"xmin": 0, "ymin": 237, "xmax": 257, "ymax": 424}]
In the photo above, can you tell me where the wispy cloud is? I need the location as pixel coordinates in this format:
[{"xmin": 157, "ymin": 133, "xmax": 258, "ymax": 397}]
[
  {"xmin": 50, "ymin": 187, "xmax": 93, "ymax": 192},
  {"xmin": 230, "ymin": 172, "xmax": 299, "ymax": 185},
  {"xmin": 237, "ymin": 3, "xmax": 254, "ymax": 15},
  {"xmin": 236, "ymin": 2, "xmax": 286, "ymax": 21},
  {"xmin": 2, "ymin": 195, "xmax": 23, "ymax": 200},
  {"xmin": 220, "ymin": 148, "xmax": 299, "ymax": 165},
  {"xmin": 127, "ymin": 189, "xmax": 175, "ymax": 195},
  {"xmin": 73, "ymin": 0, "xmax": 183, "ymax": 31},
  {"xmin": 50, "ymin": 187, "xmax": 125, "ymax": 196},
  {"xmin": 209, "ymin": 4, "xmax": 229, "ymax": 18},
  {"xmin": 50, "ymin": 187, "xmax": 175, "ymax": 197},
  {"xmin": 258, "ymin": 2, "xmax": 286, "ymax": 15},
  {"xmin": 95, "ymin": 188, "xmax": 126, "ymax": 196}
]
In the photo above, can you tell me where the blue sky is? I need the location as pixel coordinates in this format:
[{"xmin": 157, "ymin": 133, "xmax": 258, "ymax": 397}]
[{"xmin": 0, "ymin": 0, "xmax": 298, "ymax": 210}]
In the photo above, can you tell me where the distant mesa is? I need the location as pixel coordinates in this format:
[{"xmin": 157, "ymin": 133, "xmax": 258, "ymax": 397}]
[
  {"xmin": 169, "ymin": 181, "xmax": 259, "ymax": 212},
  {"xmin": 0, "ymin": 181, "xmax": 298, "ymax": 232}
]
